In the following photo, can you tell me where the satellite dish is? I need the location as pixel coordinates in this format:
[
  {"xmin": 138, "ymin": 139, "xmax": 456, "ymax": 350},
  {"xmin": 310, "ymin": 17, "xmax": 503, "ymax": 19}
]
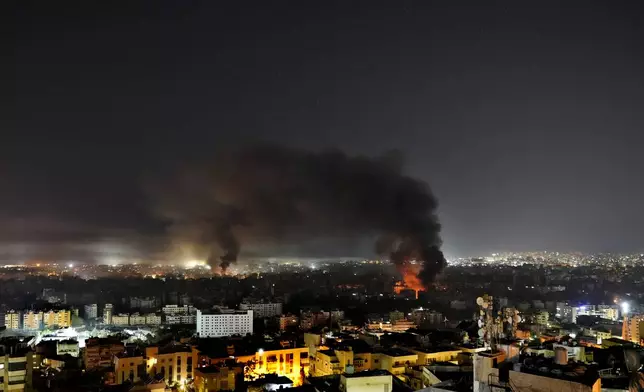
[
  {"xmin": 514, "ymin": 315, "xmax": 521, "ymax": 323},
  {"xmin": 476, "ymin": 297, "xmax": 484, "ymax": 306},
  {"xmin": 478, "ymin": 328, "xmax": 485, "ymax": 337},
  {"xmin": 478, "ymin": 319, "xmax": 484, "ymax": 328}
]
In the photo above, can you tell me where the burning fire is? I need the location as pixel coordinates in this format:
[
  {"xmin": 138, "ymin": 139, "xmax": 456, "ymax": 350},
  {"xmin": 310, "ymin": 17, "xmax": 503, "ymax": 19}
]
[{"xmin": 395, "ymin": 260, "xmax": 424, "ymax": 299}]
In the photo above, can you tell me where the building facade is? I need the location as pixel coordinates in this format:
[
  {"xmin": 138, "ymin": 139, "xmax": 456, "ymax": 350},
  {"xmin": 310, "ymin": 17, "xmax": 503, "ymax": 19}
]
[
  {"xmin": 103, "ymin": 303, "xmax": 114, "ymax": 325},
  {"xmin": 196, "ymin": 309, "xmax": 253, "ymax": 337},
  {"xmin": 0, "ymin": 339, "xmax": 33, "ymax": 391},
  {"xmin": 239, "ymin": 302, "xmax": 283, "ymax": 319},
  {"xmin": 84, "ymin": 337, "xmax": 125, "ymax": 369},
  {"xmin": 84, "ymin": 304, "xmax": 98, "ymax": 320},
  {"xmin": 4, "ymin": 310, "xmax": 21, "ymax": 329},
  {"xmin": 112, "ymin": 314, "xmax": 130, "ymax": 326}
]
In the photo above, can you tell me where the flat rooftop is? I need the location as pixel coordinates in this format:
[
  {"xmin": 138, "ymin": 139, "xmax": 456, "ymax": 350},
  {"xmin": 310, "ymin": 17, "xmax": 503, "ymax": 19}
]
[
  {"xmin": 496, "ymin": 355, "xmax": 599, "ymax": 387},
  {"xmin": 380, "ymin": 348, "xmax": 416, "ymax": 357}
]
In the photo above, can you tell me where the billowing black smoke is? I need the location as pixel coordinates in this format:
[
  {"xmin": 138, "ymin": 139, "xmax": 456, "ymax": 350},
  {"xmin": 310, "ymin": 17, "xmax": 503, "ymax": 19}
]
[{"xmin": 152, "ymin": 145, "xmax": 446, "ymax": 286}]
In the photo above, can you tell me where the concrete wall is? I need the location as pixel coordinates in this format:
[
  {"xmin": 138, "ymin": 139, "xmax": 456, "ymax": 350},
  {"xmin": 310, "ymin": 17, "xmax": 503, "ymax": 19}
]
[{"xmin": 341, "ymin": 374, "xmax": 392, "ymax": 392}]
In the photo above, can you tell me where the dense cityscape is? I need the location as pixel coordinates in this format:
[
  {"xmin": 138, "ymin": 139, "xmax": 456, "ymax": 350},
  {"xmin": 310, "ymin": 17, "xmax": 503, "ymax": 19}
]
[
  {"xmin": 2, "ymin": 254, "xmax": 644, "ymax": 391},
  {"xmin": 8, "ymin": 1, "xmax": 644, "ymax": 392}
]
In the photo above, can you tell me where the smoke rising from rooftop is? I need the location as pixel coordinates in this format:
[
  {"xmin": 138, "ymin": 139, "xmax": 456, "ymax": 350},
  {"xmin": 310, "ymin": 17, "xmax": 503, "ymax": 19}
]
[{"xmin": 151, "ymin": 145, "xmax": 446, "ymax": 286}]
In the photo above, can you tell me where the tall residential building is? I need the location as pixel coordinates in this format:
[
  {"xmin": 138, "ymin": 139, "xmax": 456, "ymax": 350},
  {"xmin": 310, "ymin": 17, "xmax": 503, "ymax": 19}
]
[
  {"xmin": 21, "ymin": 310, "xmax": 70, "ymax": 330},
  {"xmin": 622, "ymin": 314, "xmax": 644, "ymax": 343},
  {"xmin": 239, "ymin": 301, "xmax": 283, "ymax": 318},
  {"xmin": 23, "ymin": 311, "xmax": 44, "ymax": 330},
  {"xmin": 0, "ymin": 337, "xmax": 33, "ymax": 391},
  {"xmin": 44, "ymin": 310, "xmax": 71, "ymax": 328},
  {"xmin": 196, "ymin": 309, "xmax": 253, "ymax": 337},
  {"xmin": 4, "ymin": 310, "xmax": 21, "ymax": 329},
  {"xmin": 84, "ymin": 304, "xmax": 98, "ymax": 320},
  {"xmin": 103, "ymin": 303, "xmax": 114, "ymax": 324}
]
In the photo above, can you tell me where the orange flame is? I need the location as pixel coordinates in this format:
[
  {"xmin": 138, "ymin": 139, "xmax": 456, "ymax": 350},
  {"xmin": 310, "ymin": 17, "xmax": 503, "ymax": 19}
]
[{"xmin": 395, "ymin": 261, "xmax": 424, "ymax": 298}]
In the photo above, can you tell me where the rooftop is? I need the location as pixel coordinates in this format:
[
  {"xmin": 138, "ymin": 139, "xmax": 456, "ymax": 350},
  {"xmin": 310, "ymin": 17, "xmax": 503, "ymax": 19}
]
[
  {"xmin": 380, "ymin": 348, "xmax": 416, "ymax": 357},
  {"xmin": 199, "ymin": 308, "xmax": 251, "ymax": 315},
  {"xmin": 342, "ymin": 370, "xmax": 391, "ymax": 378},
  {"xmin": 496, "ymin": 355, "xmax": 600, "ymax": 387},
  {"xmin": 411, "ymin": 346, "xmax": 461, "ymax": 353}
]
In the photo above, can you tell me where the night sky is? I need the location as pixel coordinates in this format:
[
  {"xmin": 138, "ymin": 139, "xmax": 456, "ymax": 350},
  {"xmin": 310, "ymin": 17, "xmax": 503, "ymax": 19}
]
[{"xmin": 4, "ymin": 1, "xmax": 644, "ymax": 262}]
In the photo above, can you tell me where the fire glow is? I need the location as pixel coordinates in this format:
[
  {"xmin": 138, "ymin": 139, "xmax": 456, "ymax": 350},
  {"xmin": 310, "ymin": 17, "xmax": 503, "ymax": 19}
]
[{"xmin": 395, "ymin": 260, "xmax": 424, "ymax": 299}]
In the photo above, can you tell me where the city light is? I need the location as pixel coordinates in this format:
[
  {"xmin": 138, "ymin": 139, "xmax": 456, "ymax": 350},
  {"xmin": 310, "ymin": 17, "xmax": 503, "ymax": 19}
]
[{"xmin": 621, "ymin": 301, "xmax": 630, "ymax": 315}]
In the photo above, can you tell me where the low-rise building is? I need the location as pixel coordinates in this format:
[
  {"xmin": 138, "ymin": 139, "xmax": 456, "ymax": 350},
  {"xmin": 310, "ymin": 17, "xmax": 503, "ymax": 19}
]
[
  {"xmin": 194, "ymin": 366, "xmax": 239, "ymax": 392},
  {"xmin": 279, "ymin": 314, "xmax": 299, "ymax": 331},
  {"xmin": 114, "ymin": 352, "xmax": 145, "ymax": 384},
  {"xmin": 240, "ymin": 301, "xmax": 283, "ymax": 319},
  {"xmin": 341, "ymin": 370, "xmax": 393, "ymax": 392},
  {"xmin": 165, "ymin": 314, "xmax": 196, "ymax": 325},
  {"xmin": 473, "ymin": 351, "xmax": 601, "ymax": 392},
  {"xmin": 84, "ymin": 337, "xmax": 125, "ymax": 369},
  {"xmin": 56, "ymin": 339, "xmax": 79, "ymax": 357},
  {"xmin": 145, "ymin": 313, "xmax": 162, "ymax": 325},
  {"xmin": 145, "ymin": 345, "xmax": 196, "ymax": 384},
  {"xmin": 112, "ymin": 314, "xmax": 130, "ymax": 326},
  {"xmin": 161, "ymin": 305, "xmax": 196, "ymax": 315},
  {"xmin": 129, "ymin": 313, "xmax": 147, "ymax": 325},
  {"xmin": 410, "ymin": 347, "xmax": 462, "ymax": 365}
]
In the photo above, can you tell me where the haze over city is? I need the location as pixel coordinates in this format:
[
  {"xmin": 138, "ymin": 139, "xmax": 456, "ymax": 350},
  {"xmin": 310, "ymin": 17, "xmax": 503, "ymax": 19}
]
[
  {"xmin": 5, "ymin": 3, "xmax": 644, "ymax": 392},
  {"xmin": 5, "ymin": 1, "xmax": 644, "ymax": 266}
]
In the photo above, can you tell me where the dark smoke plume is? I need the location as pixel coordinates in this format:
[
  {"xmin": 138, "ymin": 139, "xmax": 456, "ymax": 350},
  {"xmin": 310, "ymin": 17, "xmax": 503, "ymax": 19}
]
[{"xmin": 151, "ymin": 145, "xmax": 446, "ymax": 285}]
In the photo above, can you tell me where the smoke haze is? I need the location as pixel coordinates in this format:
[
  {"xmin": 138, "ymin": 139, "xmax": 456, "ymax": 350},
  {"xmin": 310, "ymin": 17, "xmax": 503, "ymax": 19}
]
[{"xmin": 151, "ymin": 145, "xmax": 447, "ymax": 286}]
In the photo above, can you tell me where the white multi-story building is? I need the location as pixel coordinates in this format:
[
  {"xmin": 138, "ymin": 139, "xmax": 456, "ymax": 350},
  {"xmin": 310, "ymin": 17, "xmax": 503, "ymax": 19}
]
[
  {"xmin": 196, "ymin": 309, "xmax": 253, "ymax": 337},
  {"xmin": 84, "ymin": 304, "xmax": 98, "ymax": 320},
  {"xmin": 239, "ymin": 302, "xmax": 283, "ymax": 319}
]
